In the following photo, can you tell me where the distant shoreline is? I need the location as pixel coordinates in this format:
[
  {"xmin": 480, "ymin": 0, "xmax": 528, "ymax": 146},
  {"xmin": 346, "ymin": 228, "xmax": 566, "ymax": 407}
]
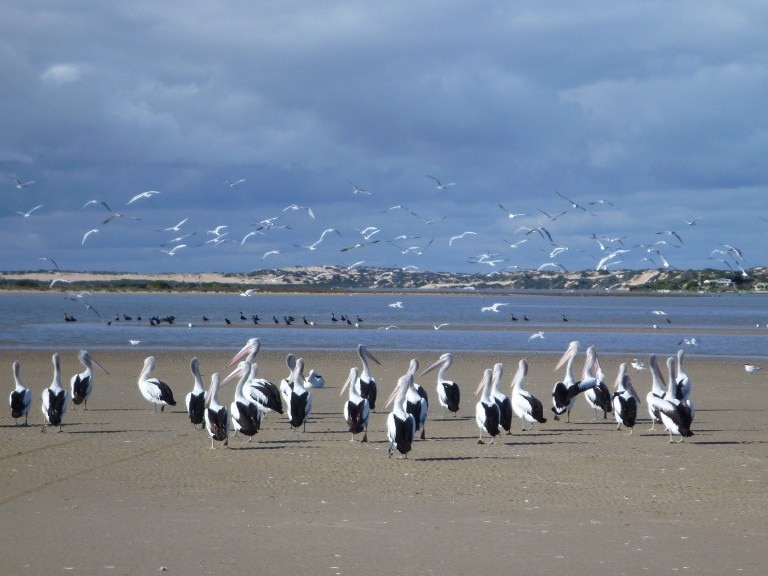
[{"xmin": 1, "ymin": 266, "xmax": 764, "ymax": 294}]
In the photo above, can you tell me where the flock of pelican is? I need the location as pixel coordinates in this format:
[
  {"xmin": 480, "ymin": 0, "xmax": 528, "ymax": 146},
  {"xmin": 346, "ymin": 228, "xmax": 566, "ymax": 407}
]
[{"xmin": 8, "ymin": 339, "xmax": 696, "ymax": 454}]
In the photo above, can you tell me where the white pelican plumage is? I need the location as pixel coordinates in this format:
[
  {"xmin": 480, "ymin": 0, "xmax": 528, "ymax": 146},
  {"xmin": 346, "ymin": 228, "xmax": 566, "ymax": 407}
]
[
  {"xmin": 384, "ymin": 373, "xmax": 416, "ymax": 458},
  {"xmin": 551, "ymin": 341, "xmax": 598, "ymax": 422},
  {"xmin": 584, "ymin": 356, "xmax": 612, "ymax": 420},
  {"xmin": 9, "ymin": 360, "xmax": 32, "ymax": 425},
  {"xmin": 421, "ymin": 352, "xmax": 460, "ymax": 418},
  {"xmin": 226, "ymin": 338, "xmax": 283, "ymax": 414},
  {"xmin": 185, "ymin": 357, "xmax": 206, "ymax": 429},
  {"xmin": 287, "ymin": 358, "xmax": 312, "ymax": 431},
  {"xmin": 510, "ymin": 359, "xmax": 547, "ymax": 431},
  {"xmin": 402, "ymin": 359, "xmax": 428, "ymax": 440},
  {"xmin": 279, "ymin": 353, "xmax": 297, "ymax": 407},
  {"xmin": 70, "ymin": 350, "xmax": 109, "ymax": 410},
  {"xmin": 489, "ymin": 362, "xmax": 512, "ymax": 435},
  {"xmin": 675, "ymin": 349, "xmax": 692, "ymax": 402},
  {"xmin": 646, "ymin": 355, "xmax": 667, "ymax": 431},
  {"xmin": 306, "ymin": 369, "xmax": 325, "ymax": 388},
  {"xmin": 41, "ymin": 353, "xmax": 67, "ymax": 432},
  {"xmin": 137, "ymin": 356, "xmax": 177, "ymax": 412},
  {"xmin": 225, "ymin": 361, "xmax": 263, "ymax": 442},
  {"xmin": 475, "ymin": 368, "xmax": 501, "ymax": 444},
  {"xmin": 612, "ymin": 363, "xmax": 640, "ymax": 435},
  {"xmin": 658, "ymin": 357, "xmax": 694, "ymax": 443},
  {"xmin": 340, "ymin": 367, "xmax": 370, "ymax": 442},
  {"xmin": 355, "ymin": 344, "xmax": 381, "ymax": 411},
  {"xmin": 204, "ymin": 373, "xmax": 229, "ymax": 449}
]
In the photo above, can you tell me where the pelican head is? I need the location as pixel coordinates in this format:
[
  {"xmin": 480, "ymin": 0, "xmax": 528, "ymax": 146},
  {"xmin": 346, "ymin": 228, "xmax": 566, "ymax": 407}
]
[
  {"xmin": 554, "ymin": 341, "xmax": 580, "ymax": 372},
  {"xmin": 421, "ymin": 352, "xmax": 452, "ymax": 376},
  {"xmin": 226, "ymin": 338, "xmax": 260, "ymax": 368},
  {"xmin": 340, "ymin": 367, "xmax": 359, "ymax": 397}
]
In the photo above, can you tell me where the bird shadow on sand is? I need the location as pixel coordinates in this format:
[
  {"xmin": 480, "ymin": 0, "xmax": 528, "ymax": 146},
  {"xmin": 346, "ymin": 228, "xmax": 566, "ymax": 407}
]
[{"xmin": 416, "ymin": 455, "xmax": 480, "ymax": 462}]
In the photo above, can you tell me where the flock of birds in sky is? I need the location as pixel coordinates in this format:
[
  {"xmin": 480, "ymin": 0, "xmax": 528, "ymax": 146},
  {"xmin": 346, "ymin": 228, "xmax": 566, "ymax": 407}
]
[
  {"xmin": 6, "ymin": 174, "xmax": 755, "ymax": 277},
  {"xmin": 10, "ymin": 337, "xmax": 713, "ymax": 456}
]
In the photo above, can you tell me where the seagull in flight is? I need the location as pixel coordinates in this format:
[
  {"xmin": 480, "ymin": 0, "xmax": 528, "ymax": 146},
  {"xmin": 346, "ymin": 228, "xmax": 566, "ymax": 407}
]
[
  {"xmin": 160, "ymin": 244, "xmax": 187, "ymax": 256},
  {"xmin": 537, "ymin": 262, "xmax": 569, "ymax": 273},
  {"xmin": 528, "ymin": 331, "xmax": 545, "ymax": 341},
  {"xmin": 262, "ymin": 249, "xmax": 280, "ymax": 260},
  {"xmin": 427, "ymin": 175, "xmax": 456, "ymax": 190},
  {"xmin": 555, "ymin": 190, "xmax": 589, "ymax": 212},
  {"xmin": 498, "ymin": 204, "xmax": 526, "ymax": 219},
  {"xmin": 349, "ymin": 180, "xmax": 374, "ymax": 195},
  {"xmin": 40, "ymin": 256, "xmax": 59, "ymax": 270},
  {"xmin": 656, "ymin": 230, "xmax": 684, "ymax": 244},
  {"xmin": 295, "ymin": 228, "xmax": 340, "ymax": 251},
  {"xmin": 82, "ymin": 199, "xmax": 112, "ymax": 212},
  {"xmin": 388, "ymin": 301, "xmax": 404, "ymax": 308},
  {"xmin": 225, "ymin": 178, "xmax": 246, "ymax": 188},
  {"xmin": 127, "ymin": 190, "xmax": 161, "ymax": 205},
  {"xmin": 537, "ymin": 208, "xmax": 567, "ymax": 221},
  {"xmin": 162, "ymin": 217, "xmax": 188, "ymax": 232},
  {"xmin": 17, "ymin": 204, "xmax": 43, "ymax": 218},
  {"xmin": 283, "ymin": 204, "xmax": 315, "ymax": 219},
  {"xmin": 449, "ymin": 231, "xmax": 477, "ymax": 246},
  {"xmin": 683, "ymin": 217, "xmax": 700, "ymax": 226},
  {"xmin": 103, "ymin": 213, "xmax": 141, "ymax": 225},
  {"xmin": 433, "ymin": 323, "xmax": 450, "ymax": 330},
  {"xmin": 517, "ymin": 225, "xmax": 554, "ymax": 244},
  {"xmin": 480, "ymin": 302, "xmax": 509, "ymax": 313},
  {"xmin": 81, "ymin": 229, "xmax": 100, "ymax": 245},
  {"xmin": 12, "ymin": 177, "xmax": 35, "ymax": 189},
  {"xmin": 50, "ymin": 278, "xmax": 71, "ymax": 288}
]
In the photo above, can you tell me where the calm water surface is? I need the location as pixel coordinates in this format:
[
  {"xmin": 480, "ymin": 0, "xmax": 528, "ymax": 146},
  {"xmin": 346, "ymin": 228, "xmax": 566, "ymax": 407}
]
[{"xmin": 1, "ymin": 292, "xmax": 766, "ymax": 360}]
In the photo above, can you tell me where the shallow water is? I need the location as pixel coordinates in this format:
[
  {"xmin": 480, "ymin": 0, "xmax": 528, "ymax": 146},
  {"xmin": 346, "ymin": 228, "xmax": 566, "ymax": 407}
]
[{"xmin": 2, "ymin": 291, "xmax": 767, "ymax": 359}]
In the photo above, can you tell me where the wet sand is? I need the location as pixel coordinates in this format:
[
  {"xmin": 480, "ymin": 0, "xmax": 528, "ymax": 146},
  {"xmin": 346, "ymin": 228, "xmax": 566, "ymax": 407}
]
[{"xmin": 1, "ymin": 348, "xmax": 766, "ymax": 575}]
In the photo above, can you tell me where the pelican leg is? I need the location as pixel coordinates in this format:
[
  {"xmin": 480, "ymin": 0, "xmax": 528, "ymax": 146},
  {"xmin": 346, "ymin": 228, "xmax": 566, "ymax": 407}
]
[
  {"xmin": 388, "ymin": 443, "xmax": 394, "ymax": 458},
  {"xmin": 625, "ymin": 428, "xmax": 634, "ymax": 436},
  {"xmin": 477, "ymin": 430, "xmax": 485, "ymax": 445},
  {"xmin": 420, "ymin": 428, "xmax": 425, "ymax": 440},
  {"xmin": 361, "ymin": 430, "xmax": 368, "ymax": 443},
  {"xmin": 210, "ymin": 438, "xmax": 216, "ymax": 449}
]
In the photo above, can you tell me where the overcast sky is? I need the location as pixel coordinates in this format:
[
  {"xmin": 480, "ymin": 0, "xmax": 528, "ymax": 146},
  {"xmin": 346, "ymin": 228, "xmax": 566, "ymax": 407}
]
[{"xmin": 2, "ymin": 1, "xmax": 766, "ymax": 276}]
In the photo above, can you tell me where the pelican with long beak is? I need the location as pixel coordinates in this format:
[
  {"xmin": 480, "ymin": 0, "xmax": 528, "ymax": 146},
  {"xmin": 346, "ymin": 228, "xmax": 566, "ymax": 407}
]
[
  {"xmin": 474, "ymin": 368, "xmax": 501, "ymax": 444},
  {"xmin": 421, "ymin": 352, "xmax": 461, "ymax": 418},
  {"xmin": 612, "ymin": 363, "xmax": 640, "ymax": 435},
  {"xmin": 384, "ymin": 373, "xmax": 416, "ymax": 458},
  {"xmin": 204, "ymin": 373, "xmax": 229, "ymax": 449},
  {"xmin": 340, "ymin": 367, "xmax": 370, "ymax": 442},
  {"xmin": 551, "ymin": 341, "xmax": 598, "ymax": 422},
  {"xmin": 355, "ymin": 344, "xmax": 381, "ymax": 411},
  {"xmin": 70, "ymin": 350, "xmax": 109, "ymax": 410}
]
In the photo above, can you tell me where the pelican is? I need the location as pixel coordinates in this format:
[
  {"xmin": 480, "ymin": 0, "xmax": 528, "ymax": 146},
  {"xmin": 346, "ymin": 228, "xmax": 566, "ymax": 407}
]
[
  {"xmin": 646, "ymin": 355, "xmax": 668, "ymax": 431},
  {"xmin": 475, "ymin": 368, "xmax": 501, "ymax": 444},
  {"xmin": 340, "ymin": 367, "xmax": 370, "ymax": 442},
  {"xmin": 658, "ymin": 357, "xmax": 694, "ymax": 443},
  {"xmin": 306, "ymin": 369, "xmax": 325, "ymax": 388},
  {"xmin": 137, "ymin": 356, "xmax": 177, "ymax": 412},
  {"xmin": 279, "ymin": 353, "xmax": 297, "ymax": 407},
  {"xmin": 70, "ymin": 350, "xmax": 109, "ymax": 410},
  {"xmin": 384, "ymin": 373, "xmax": 416, "ymax": 458},
  {"xmin": 551, "ymin": 341, "xmax": 598, "ymax": 422},
  {"xmin": 612, "ymin": 363, "xmax": 640, "ymax": 435},
  {"xmin": 226, "ymin": 338, "xmax": 283, "ymax": 414},
  {"xmin": 402, "ymin": 359, "xmax": 428, "ymax": 440},
  {"xmin": 9, "ymin": 360, "xmax": 32, "ymax": 425},
  {"xmin": 489, "ymin": 363, "xmax": 512, "ymax": 435},
  {"xmin": 185, "ymin": 357, "xmax": 206, "ymax": 429},
  {"xmin": 675, "ymin": 349, "xmax": 692, "ymax": 402},
  {"xmin": 510, "ymin": 359, "xmax": 547, "ymax": 431},
  {"xmin": 584, "ymin": 357, "xmax": 612, "ymax": 420},
  {"xmin": 287, "ymin": 358, "xmax": 312, "ymax": 431},
  {"xmin": 355, "ymin": 344, "xmax": 381, "ymax": 411},
  {"xmin": 224, "ymin": 361, "xmax": 263, "ymax": 442},
  {"xmin": 421, "ymin": 352, "xmax": 461, "ymax": 418},
  {"xmin": 204, "ymin": 373, "xmax": 229, "ymax": 449},
  {"xmin": 41, "ymin": 353, "xmax": 67, "ymax": 432}
]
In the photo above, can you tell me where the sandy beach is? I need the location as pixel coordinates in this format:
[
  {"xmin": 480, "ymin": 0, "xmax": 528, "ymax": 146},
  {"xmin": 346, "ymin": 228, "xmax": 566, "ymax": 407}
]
[{"xmin": 1, "ymin": 348, "xmax": 766, "ymax": 575}]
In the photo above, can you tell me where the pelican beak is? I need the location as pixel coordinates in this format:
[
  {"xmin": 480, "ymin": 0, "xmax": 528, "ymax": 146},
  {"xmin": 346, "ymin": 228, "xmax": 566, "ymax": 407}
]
[
  {"xmin": 91, "ymin": 356, "xmax": 110, "ymax": 375},
  {"xmin": 364, "ymin": 347, "xmax": 382, "ymax": 366},
  {"xmin": 226, "ymin": 344, "xmax": 251, "ymax": 368},
  {"xmin": 221, "ymin": 364, "xmax": 243, "ymax": 386},
  {"xmin": 475, "ymin": 374, "xmax": 488, "ymax": 396},
  {"xmin": 384, "ymin": 381, "xmax": 402, "ymax": 409},
  {"xmin": 554, "ymin": 341, "xmax": 578, "ymax": 372},
  {"xmin": 340, "ymin": 369, "xmax": 355, "ymax": 397},
  {"xmin": 420, "ymin": 357, "xmax": 444, "ymax": 377}
]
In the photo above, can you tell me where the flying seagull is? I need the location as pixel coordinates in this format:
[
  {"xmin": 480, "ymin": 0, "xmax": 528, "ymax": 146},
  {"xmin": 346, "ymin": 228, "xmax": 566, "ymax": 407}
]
[
  {"xmin": 225, "ymin": 178, "xmax": 246, "ymax": 188},
  {"xmin": 427, "ymin": 175, "xmax": 456, "ymax": 190},
  {"xmin": 127, "ymin": 190, "xmax": 161, "ymax": 205},
  {"xmin": 17, "ymin": 204, "xmax": 43, "ymax": 218},
  {"xmin": 82, "ymin": 229, "xmax": 100, "ymax": 245}
]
